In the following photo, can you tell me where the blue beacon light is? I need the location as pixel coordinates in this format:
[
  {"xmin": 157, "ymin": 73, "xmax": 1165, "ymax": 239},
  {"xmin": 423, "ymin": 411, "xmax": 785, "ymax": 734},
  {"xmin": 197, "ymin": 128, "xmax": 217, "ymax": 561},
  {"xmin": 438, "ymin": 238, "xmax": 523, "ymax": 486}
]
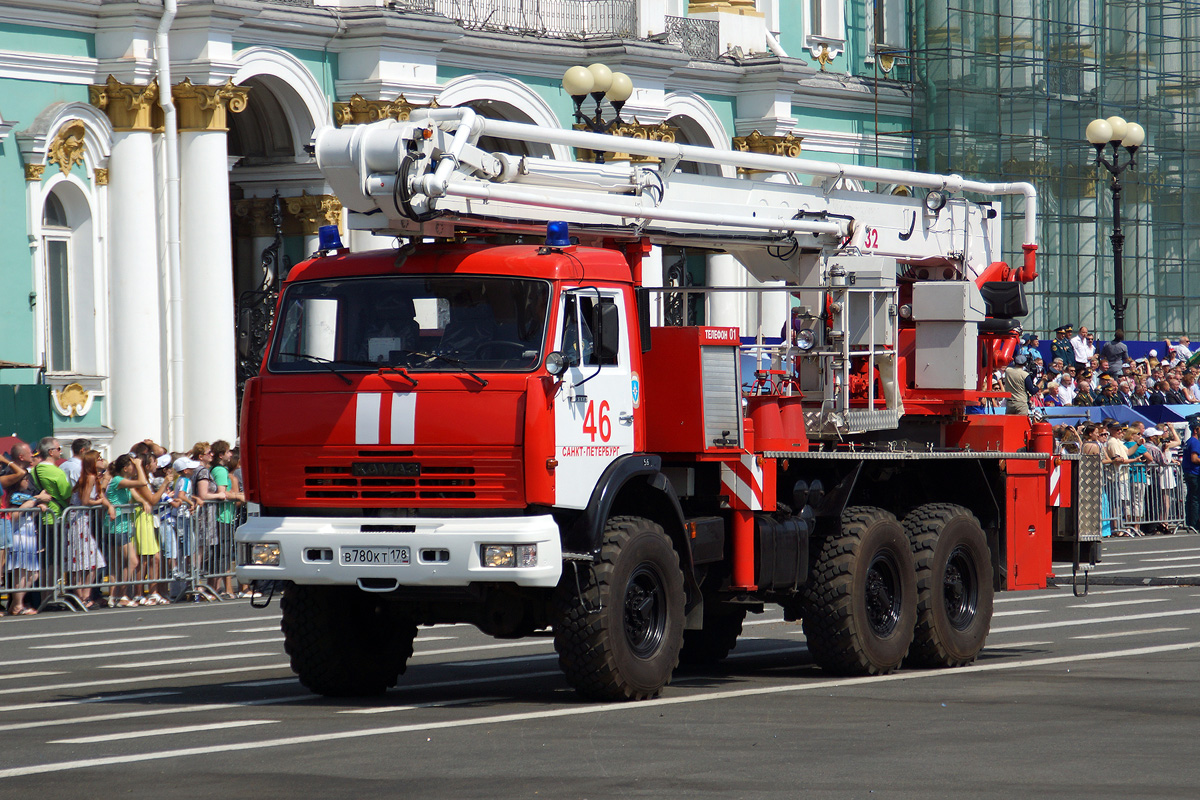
[
  {"xmin": 318, "ymin": 224, "xmax": 345, "ymax": 252},
  {"xmin": 546, "ymin": 221, "xmax": 571, "ymax": 248}
]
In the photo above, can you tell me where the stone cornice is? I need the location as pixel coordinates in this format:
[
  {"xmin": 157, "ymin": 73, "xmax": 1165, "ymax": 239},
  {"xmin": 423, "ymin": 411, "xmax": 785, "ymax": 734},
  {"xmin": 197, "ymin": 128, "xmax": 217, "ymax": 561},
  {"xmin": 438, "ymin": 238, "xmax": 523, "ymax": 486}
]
[{"xmin": 0, "ymin": 48, "xmax": 97, "ymax": 85}]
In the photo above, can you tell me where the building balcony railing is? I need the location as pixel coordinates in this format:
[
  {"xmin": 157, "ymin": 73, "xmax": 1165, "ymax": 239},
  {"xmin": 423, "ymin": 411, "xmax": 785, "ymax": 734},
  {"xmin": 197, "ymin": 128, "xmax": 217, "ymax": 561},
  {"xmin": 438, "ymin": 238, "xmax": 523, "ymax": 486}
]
[
  {"xmin": 664, "ymin": 15, "xmax": 719, "ymax": 62},
  {"xmin": 404, "ymin": 0, "xmax": 637, "ymax": 40}
]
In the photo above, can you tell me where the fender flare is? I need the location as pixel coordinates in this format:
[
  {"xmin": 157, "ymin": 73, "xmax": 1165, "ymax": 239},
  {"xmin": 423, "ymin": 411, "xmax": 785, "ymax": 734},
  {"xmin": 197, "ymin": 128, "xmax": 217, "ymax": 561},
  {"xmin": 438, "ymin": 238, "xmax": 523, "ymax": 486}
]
[{"xmin": 563, "ymin": 453, "xmax": 700, "ymax": 610}]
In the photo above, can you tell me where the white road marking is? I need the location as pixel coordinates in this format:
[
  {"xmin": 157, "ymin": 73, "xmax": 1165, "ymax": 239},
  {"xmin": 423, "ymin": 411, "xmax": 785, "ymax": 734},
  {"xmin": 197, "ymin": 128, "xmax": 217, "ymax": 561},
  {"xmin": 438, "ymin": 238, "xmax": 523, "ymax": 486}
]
[
  {"xmin": 1146, "ymin": 554, "xmax": 1200, "ymax": 562},
  {"xmin": 227, "ymin": 679, "xmax": 297, "ymax": 688},
  {"xmin": 30, "ymin": 635, "xmax": 189, "ymax": 650},
  {"xmin": 0, "ymin": 672, "xmax": 63, "ymax": 682},
  {"xmin": 102, "ymin": 652, "xmax": 278, "ymax": 669},
  {"xmin": 341, "ymin": 696, "xmax": 506, "ymax": 715},
  {"xmin": 0, "ymin": 637, "xmax": 284, "ymax": 667},
  {"xmin": 741, "ymin": 617, "xmax": 789, "ymax": 627},
  {"xmin": 983, "ymin": 641, "xmax": 1052, "ymax": 649},
  {"xmin": 1066, "ymin": 598, "xmax": 1170, "ymax": 610},
  {"xmin": 0, "ymin": 691, "xmax": 181, "ymax": 713},
  {"xmin": 389, "ymin": 670, "xmax": 563, "ymax": 694},
  {"xmin": 0, "ymin": 615, "xmax": 273, "ymax": 642},
  {"xmin": 1072, "ymin": 627, "xmax": 1188, "ymax": 640},
  {"xmin": 0, "ymin": 663, "xmax": 292, "ymax": 697},
  {"xmin": 1084, "ymin": 563, "xmax": 1200, "ymax": 576},
  {"xmin": 450, "ymin": 653, "xmax": 559, "ymax": 668},
  {"xmin": 992, "ymin": 609, "xmax": 1048, "ymax": 617},
  {"xmin": 994, "ymin": 585, "xmax": 1165, "ymax": 603},
  {"xmin": 0, "ymin": 695, "xmax": 314, "ymax": 733},
  {"xmin": 226, "ymin": 626, "xmax": 281, "ymax": 634},
  {"xmin": 991, "ymin": 607, "xmax": 1200, "ymax": 633},
  {"xmin": 3, "ymin": 641, "xmax": 1195, "ymax": 780},
  {"xmin": 50, "ymin": 719, "xmax": 278, "ymax": 745},
  {"xmin": 1105, "ymin": 546, "xmax": 1200, "ymax": 556}
]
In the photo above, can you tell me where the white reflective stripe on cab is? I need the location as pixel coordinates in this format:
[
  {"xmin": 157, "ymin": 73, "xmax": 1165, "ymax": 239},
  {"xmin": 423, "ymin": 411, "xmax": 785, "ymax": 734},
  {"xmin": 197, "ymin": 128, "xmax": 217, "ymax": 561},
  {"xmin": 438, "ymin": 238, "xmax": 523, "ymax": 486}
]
[{"xmin": 355, "ymin": 392, "xmax": 416, "ymax": 445}]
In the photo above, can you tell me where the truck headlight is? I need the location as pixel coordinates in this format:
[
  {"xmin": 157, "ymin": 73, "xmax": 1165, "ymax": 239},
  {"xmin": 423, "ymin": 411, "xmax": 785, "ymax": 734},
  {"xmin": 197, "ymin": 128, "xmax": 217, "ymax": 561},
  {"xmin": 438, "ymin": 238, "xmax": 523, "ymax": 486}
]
[
  {"xmin": 248, "ymin": 542, "xmax": 282, "ymax": 566},
  {"xmin": 481, "ymin": 544, "xmax": 538, "ymax": 568}
]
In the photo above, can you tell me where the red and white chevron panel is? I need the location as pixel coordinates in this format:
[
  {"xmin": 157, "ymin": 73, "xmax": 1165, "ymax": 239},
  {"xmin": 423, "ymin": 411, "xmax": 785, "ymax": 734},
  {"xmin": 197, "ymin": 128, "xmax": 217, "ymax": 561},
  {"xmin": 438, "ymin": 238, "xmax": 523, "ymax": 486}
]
[
  {"xmin": 720, "ymin": 455, "xmax": 764, "ymax": 511},
  {"xmin": 1049, "ymin": 460, "xmax": 1064, "ymax": 507}
]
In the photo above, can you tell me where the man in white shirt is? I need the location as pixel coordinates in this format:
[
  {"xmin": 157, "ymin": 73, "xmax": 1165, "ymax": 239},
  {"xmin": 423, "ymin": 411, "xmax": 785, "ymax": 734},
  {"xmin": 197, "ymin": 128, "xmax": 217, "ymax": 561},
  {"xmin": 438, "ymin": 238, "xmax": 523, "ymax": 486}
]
[
  {"xmin": 58, "ymin": 437, "xmax": 90, "ymax": 487},
  {"xmin": 1070, "ymin": 325, "xmax": 1095, "ymax": 370},
  {"xmin": 1167, "ymin": 335, "xmax": 1193, "ymax": 365},
  {"xmin": 1057, "ymin": 373, "xmax": 1077, "ymax": 405}
]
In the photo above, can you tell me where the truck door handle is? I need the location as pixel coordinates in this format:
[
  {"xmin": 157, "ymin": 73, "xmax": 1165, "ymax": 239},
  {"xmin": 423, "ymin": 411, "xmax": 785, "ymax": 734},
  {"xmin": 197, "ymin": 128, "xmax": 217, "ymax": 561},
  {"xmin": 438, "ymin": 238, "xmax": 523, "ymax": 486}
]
[{"xmin": 618, "ymin": 412, "xmax": 634, "ymax": 425}]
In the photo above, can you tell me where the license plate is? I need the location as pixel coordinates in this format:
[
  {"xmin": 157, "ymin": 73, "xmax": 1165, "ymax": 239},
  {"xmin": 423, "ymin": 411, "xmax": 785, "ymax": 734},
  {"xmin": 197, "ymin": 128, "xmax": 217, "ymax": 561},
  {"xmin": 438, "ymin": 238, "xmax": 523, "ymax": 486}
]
[{"xmin": 340, "ymin": 546, "xmax": 411, "ymax": 565}]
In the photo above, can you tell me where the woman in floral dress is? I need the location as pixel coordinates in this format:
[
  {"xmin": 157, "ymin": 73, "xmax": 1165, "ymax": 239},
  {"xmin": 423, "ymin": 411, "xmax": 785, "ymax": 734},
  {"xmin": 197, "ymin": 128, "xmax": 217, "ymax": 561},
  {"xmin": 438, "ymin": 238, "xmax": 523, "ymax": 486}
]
[{"xmin": 67, "ymin": 450, "xmax": 110, "ymax": 609}]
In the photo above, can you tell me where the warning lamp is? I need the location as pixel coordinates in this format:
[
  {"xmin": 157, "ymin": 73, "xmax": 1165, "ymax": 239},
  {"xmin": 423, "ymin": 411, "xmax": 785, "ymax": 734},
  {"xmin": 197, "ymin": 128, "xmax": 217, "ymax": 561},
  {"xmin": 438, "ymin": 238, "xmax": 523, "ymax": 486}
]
[
  {"xmin": 546, "ymin": 221, "xmax": 571, "ymax": 248},
  {"xmin": 318, "ymin": 224, "xmax": 345, "ymax": 252}
]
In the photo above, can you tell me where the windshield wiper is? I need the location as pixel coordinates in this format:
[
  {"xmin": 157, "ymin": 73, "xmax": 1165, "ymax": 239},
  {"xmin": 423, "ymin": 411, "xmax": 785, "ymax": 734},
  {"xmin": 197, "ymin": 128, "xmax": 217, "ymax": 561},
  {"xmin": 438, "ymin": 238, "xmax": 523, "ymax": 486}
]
[
  {"xmin": 402, "ymin": 351, "xmax": 489, "ymax": 387},
  {"xmin": 277, "ymin": 352, "xmax": 352, "ymax": 385}
]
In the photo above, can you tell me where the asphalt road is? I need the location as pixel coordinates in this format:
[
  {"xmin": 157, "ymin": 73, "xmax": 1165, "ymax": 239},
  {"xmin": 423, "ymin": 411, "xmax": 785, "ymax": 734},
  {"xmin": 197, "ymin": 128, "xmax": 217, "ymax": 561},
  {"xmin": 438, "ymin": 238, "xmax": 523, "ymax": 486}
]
[{"xmin": 2, "ymin": 536, "xmax": 1200, "ymax": 798}]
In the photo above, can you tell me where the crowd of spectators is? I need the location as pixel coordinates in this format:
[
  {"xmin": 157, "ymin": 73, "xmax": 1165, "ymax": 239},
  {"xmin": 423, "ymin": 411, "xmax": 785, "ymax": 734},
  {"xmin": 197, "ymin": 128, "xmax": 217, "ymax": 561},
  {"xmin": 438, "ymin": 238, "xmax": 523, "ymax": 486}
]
[
  {"xmin": 0, "ymin": 435, "xmax": 248, "ymax": 616},
  {"xmin": 1001, "ymin": 325, "xmax": 1200, "ymax": 413}
]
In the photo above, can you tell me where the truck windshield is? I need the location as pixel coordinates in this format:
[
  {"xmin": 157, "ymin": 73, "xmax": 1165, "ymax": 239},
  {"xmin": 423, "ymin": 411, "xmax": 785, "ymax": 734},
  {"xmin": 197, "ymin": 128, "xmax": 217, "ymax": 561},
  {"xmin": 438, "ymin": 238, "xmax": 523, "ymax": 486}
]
[{"xmin": 268, "ymin": 276, "xmax": 551, "ymax": 373}]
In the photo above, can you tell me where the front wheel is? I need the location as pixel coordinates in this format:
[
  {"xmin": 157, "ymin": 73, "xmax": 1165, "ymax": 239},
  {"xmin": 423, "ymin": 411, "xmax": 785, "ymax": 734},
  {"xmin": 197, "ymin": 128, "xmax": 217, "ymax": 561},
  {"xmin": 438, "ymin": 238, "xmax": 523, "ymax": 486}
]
[
  {"xmin": 554, "ymin": 516, "xmax": 685, "ymax": 701},
  {"xmin": 801, "ymin": 506, "xmax": 917, "ymax": 675},
  {"xmin": 903, "ymin": 504, "xmax": 994, "ymax": 668},
  {"xmin": 281, "ymin": 584, "xmax": 417, "ymax": 697}
]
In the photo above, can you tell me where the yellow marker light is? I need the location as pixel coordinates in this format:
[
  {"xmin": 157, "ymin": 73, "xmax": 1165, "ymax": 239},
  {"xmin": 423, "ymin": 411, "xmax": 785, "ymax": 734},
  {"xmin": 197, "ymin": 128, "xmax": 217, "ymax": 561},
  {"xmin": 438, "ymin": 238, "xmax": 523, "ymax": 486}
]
[{"xmin": 250, "ymin": 543, "xmax": 281, "ymax": 566}]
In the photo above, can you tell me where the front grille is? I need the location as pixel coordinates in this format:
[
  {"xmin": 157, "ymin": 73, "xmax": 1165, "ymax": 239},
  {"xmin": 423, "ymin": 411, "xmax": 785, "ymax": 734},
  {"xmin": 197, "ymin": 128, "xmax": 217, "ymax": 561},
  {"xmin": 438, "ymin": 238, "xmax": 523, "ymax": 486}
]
[{"xmin": 289, "ymin": 448, "xmax": 523, "ymax": 506}]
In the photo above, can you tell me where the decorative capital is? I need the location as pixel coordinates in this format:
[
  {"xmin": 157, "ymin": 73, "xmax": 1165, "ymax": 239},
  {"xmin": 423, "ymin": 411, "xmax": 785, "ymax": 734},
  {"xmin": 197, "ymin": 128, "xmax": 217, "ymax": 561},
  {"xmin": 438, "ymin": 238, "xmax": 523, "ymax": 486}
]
[
  {"xmin": 284, "ymin": 191, "xmax": 344, "ymax": 235},
  {"xmin": 688, "ymin": 1, "xmax": 763, "ymax": 15},
  {"xmin": 333, "ymin": 93, "xmax": 438, "ymax": 127},
  {"xmin": 24, "ymin": 163, "xmax": 45, "ymax": 182},
  {"xmin": 574, "ymin": 119, "xmax": 677, "ymax": 164},
  {"xmin": 233, "ymin": 197, "xmax": 279, "ymax": 238},
  {"xmin": 732, "ymin": 131, "xmax": 803, "ymax": 175},
  {"xmin": 89, "ymin": 75, "xmax": 159, "ymax": 132},
  {"xmin": 173, "ymin": 78, "xmax": 250, "ymax": 132},
  {"xmin": 93, "ymin": 167, "xmax": 109, "ymax": 186},
  {"xmin": 48, "ymin": 119, "xmax": 88, "ymax": 176}
]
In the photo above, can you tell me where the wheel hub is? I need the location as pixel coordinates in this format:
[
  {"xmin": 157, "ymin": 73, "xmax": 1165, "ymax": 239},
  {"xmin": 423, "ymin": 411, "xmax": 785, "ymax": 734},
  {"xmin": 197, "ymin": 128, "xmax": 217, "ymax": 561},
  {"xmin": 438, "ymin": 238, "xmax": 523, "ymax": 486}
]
[
  {"xmin": 943, "ymin": 544, "xmax": 979, "ymax": 631},
  {"xmin": 865, "ymin": 552, "xmax": 902, "ymax": 636},
  {"xmin": 624, "ymin": 564, "xmax": 667, "ymax": 658}
]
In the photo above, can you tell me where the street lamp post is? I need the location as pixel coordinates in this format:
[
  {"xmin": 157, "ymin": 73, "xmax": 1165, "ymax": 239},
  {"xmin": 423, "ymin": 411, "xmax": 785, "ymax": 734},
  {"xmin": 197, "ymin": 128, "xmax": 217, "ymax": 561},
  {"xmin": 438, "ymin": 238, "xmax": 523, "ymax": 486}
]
[
  {"xmin": 562, "ymin": 63, "xmax": 634, "ymax": 163},
  {"xmin": 1086, "ymin": 115, "xmax": 1146, "ymax": 336}
]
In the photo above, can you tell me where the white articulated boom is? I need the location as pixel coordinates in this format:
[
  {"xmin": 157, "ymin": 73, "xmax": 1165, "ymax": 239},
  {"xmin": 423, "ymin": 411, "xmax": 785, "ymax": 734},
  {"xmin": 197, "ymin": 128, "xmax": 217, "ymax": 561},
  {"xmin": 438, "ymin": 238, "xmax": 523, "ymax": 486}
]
[
  {"xmin": 317, "ymin": 107, "xmax": 1038, "ymax": 284},
  {"xmin": 316, "ymin": 108, "xmax": 1039, "ymax": 435}
]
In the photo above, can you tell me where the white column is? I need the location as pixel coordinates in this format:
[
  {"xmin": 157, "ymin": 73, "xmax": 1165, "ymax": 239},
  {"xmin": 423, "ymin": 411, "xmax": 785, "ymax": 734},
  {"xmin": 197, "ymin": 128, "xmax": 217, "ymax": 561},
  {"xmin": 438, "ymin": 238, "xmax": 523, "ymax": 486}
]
[
  {"xmin": 180, "ymin": 128, "xmax": 238, "ymax": 444},
  {"xmin": 642, "ymin": 247, "xmax": 665, "ymax": 325},
  {"xmin": 107, "ymin": 129, "xmax": 164, "ymax": 449},
  {"xmin": 707, "ymin": 253, "xmax": 743, "ymax": 330}
]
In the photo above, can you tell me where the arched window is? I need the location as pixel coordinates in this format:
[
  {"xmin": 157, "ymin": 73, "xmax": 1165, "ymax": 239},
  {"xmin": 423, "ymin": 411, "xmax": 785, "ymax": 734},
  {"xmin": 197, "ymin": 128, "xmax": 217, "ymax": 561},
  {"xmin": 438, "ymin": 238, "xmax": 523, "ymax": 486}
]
[{"xmin": 42, "ymin": 191, "xmax": 73, "ymax": 372}]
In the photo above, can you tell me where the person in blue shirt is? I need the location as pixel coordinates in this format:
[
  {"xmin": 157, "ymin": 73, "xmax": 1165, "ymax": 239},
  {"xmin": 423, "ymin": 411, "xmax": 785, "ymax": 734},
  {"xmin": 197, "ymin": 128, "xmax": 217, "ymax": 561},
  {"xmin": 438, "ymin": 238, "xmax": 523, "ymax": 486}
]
[{"xmin": 1182, "ymin": 420, "xmax": 1200, "ymax": 532}]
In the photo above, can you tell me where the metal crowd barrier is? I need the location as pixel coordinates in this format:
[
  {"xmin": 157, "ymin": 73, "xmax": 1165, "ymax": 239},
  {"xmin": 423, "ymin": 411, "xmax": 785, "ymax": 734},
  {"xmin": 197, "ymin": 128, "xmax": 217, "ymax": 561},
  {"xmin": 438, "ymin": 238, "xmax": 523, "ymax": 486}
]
[
  {"xmin": 1099, "ymin": 462, "xmax": 1187, "ymax": 536},
  {"xmin": 1, "ymin": 499, "xmax": 245, "ymax": 613}
]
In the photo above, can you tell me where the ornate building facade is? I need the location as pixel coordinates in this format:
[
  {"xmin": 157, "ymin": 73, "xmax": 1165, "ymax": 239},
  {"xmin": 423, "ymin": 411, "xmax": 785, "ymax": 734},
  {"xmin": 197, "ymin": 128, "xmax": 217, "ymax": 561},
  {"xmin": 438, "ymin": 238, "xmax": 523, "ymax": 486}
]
[{"xmin": 0, "ymin": 0, "xmax": 931, "ymax": 451}]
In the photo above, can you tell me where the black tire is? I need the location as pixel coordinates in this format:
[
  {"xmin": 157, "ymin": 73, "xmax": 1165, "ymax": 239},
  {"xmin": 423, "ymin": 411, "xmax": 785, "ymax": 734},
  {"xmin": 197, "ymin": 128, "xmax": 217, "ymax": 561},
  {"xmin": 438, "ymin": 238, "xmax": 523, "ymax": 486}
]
[
  {"xmin": 678, "ymin": 602, "xmax": 747, "ymax": 666},
  {"xmin": 801, "ymin": 506, "xmax": 917, "ymax": 675},
  {"xmin": 280, "ymin": 584, "xmax": 417, "ymax": 697},
  {"xmin": 553, "ymin": 516, "xmax": 685, "ymax": 701},
  {"xmin": 903, "ymin": 504, "xmax": 994, "ymax": 668}
]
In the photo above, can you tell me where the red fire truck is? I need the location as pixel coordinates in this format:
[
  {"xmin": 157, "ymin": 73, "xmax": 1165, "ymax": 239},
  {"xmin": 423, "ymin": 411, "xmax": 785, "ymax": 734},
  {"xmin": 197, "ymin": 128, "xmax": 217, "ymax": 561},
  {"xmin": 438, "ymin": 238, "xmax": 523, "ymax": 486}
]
[{"xmin": 236, "ymin": 108, "xmax": 1061, "ymax": 700}]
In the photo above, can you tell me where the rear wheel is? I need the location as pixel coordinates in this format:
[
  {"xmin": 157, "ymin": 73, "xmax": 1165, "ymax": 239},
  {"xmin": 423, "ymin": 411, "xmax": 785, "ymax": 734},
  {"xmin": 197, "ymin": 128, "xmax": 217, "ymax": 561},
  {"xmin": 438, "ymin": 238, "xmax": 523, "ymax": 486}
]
[
  {"xmin": 281, "ymin": 584, "xmax": 417, "ymax": 697},
  {"xmin": 553, "ymin": 516, "xmax": 685, "ymax": 700},
  {"xmin": 801, "ymin": 506, "xmax": 917, "ymax": 675},
  {"xmin": 678, "ymin": 602, "xmax": 747, "ymax": 666},
  {"xmin": 903, "ymin": 504, "xmax": 993, "ymax": 668}
]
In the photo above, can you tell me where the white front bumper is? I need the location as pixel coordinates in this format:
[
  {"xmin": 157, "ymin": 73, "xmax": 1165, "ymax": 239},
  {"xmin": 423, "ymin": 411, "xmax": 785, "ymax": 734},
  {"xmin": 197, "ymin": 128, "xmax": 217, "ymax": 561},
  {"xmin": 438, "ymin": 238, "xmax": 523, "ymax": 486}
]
[{"xmin": 235, "ymin": 514, "xmax": 563, "ymax": 589}]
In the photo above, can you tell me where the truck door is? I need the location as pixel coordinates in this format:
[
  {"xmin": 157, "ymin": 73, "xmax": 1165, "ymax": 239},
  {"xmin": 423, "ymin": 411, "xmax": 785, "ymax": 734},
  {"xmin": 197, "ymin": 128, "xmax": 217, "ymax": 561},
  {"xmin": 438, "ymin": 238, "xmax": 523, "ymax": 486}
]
[{"xmin": 554, "ymin": 288, "xmax": 636, "ymax": 509}]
